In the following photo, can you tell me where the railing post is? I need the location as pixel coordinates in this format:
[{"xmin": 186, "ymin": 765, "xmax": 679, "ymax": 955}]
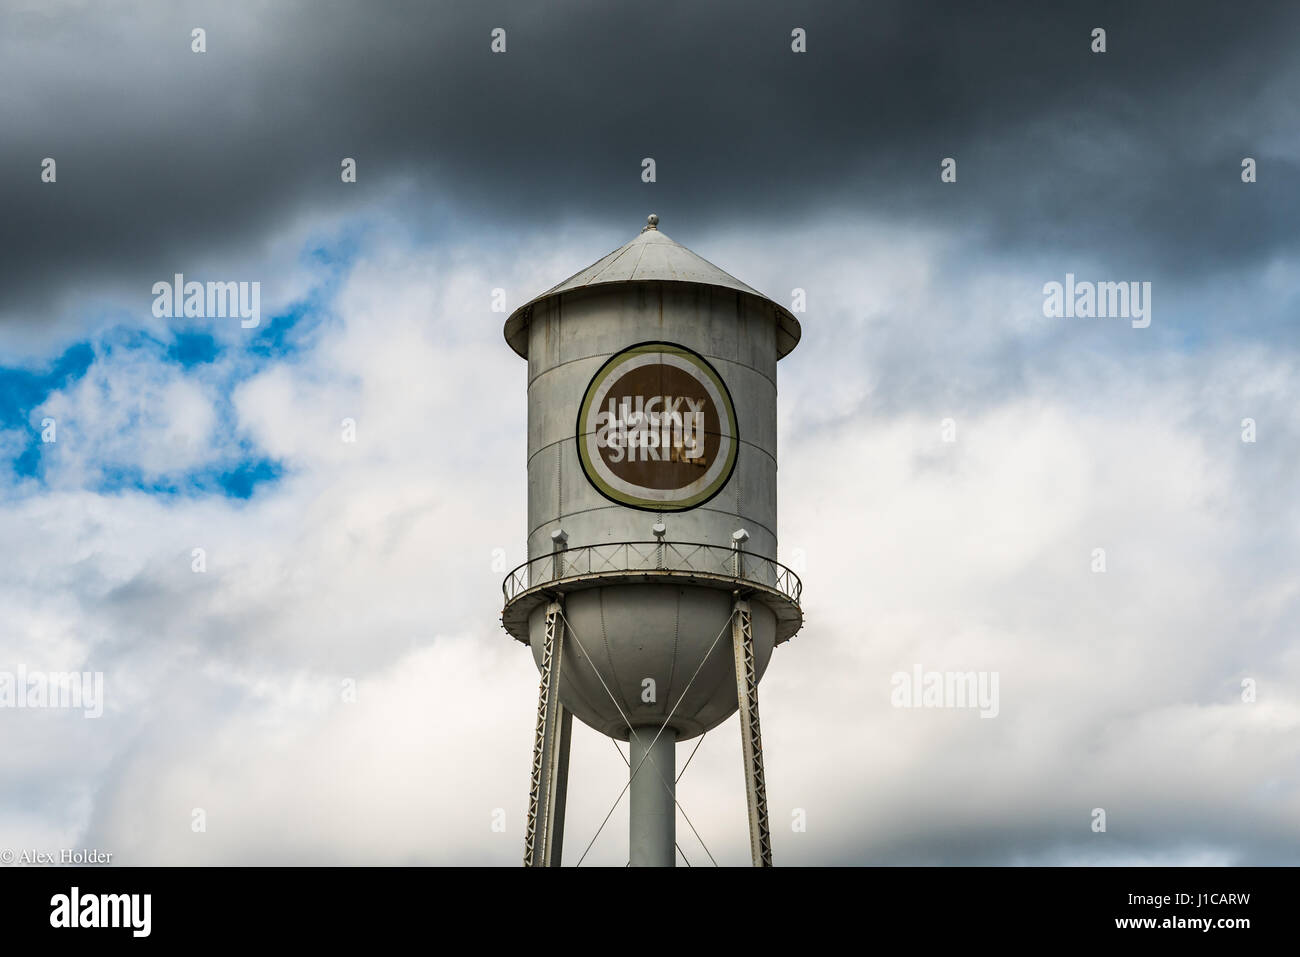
[
  {"xmin": 550, "ymin": 528, "xmax": 568, "ymax": 582},
  {"xmin": 731, "ymin": 528, "xmax": 749, "ymax": 580}
]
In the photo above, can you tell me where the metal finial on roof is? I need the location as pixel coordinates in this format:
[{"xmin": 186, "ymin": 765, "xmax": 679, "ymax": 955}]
[{"xmin": 644, "ymin": 213, "xmax": 659, "ymax": 231}]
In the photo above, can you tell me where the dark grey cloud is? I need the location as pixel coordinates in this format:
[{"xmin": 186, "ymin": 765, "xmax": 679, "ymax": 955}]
[
  {"xmin": 2, "ymin": 0, "xmax": 1298, "ymax": 328},
  {"xmin": 4, "ymin": 0, "xmax": 1299, "ymax": 870}
]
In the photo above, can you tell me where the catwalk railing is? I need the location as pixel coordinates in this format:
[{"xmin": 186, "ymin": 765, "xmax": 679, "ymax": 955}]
[{"xmin": 502, "ymin": 540, "xmax": 802, "ymax": 605}]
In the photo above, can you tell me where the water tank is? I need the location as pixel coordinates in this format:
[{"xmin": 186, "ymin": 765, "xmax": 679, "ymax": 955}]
[{"xmin": 501, "ymin": 215, "xmax": 803, "ymax": 743}]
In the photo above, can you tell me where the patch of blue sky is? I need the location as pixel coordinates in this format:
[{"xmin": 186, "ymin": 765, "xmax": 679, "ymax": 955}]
[
  {"xmin": 167, "ymin": 331, "xmax": 221, "ymax": 367},
  {"xmin": 246, "ymin": 226, "xmax": 363, "ymax": 360},
  {"xmin": 92, "ymin": 457, "xmax": 286, "ymax": 501},
  {"xmin": 1, "ymin": 226, "xmax": 363, "ymax": 496},
  {"xmin": 0, "ymin": 341, "xmax": 95, "ymax": 430}
]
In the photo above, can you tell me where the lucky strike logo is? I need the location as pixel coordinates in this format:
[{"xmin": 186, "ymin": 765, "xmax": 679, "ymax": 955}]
[{"xmin": 577, "ymin": 342, "xmax": 738, "ymax": 511}]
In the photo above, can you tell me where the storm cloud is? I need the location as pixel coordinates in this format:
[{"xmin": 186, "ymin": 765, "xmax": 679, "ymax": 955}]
[
  {"xmin": 0, "ymin": 0, "xmax": 1297, "ymax": 867},
  {"xmin": 3, "ymin": 0, "xmax": 1299, "ymax": 336}
]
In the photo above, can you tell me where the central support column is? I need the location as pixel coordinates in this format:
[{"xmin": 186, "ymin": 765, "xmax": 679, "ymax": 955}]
[{"xmin": 629, "ymin": 727, "xmax": 676, "ymax": 867}]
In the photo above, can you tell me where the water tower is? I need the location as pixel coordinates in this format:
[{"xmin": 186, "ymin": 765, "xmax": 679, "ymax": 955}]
[{"xmin": 500, "ymin": 215, "xmax": 804, "ymax": 866}]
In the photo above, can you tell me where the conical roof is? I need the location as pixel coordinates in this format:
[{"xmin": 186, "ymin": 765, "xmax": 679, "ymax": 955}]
[{"xmin": 504, "ymin": 215, "xmax": 801, "ymax": 358}]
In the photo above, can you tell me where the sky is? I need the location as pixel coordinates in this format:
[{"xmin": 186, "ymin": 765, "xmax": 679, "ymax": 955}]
[{"xmin": 0, "ymin": 0, "xmax": 1297, "ymax": 866}]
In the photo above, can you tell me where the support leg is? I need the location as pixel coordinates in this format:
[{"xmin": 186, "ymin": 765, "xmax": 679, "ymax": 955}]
[
  {"xmin": 524, "ymin": 600, "xmax": 571, "ymax": 867},
  {"xmin": 732, "ymin": 599, "xmax": 773, "ymax": 866},
  {"xmin": 546, "ymin": 709, "xmax": 572, "ymax": 865}
]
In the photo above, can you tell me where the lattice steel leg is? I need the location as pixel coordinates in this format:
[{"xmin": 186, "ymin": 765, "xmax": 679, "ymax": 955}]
[
  {"xmin": 524, "ymin": 600, "xmax": 571, "ymax": 867},
  {"xmin": 547, "ymin": 708, "xmax": 572, "ymax": 865},
  {"xmin": 732, "ymin": 599, "xmax": 773, "ymax": 867}
]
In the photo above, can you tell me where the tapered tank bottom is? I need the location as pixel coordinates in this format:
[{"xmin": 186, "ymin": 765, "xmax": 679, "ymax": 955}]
[{"xmin": 629, "ymin": 727, "xmax": 676, "ymax": 867}]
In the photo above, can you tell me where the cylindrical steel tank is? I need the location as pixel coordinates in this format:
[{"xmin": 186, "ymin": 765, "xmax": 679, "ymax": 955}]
[{"xmin": 502, "ymin": 215, "xmax": 802, "ymax": 743}]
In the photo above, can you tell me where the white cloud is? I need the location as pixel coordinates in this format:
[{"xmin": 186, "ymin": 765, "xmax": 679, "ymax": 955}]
[
  {"xmin": 1, "ymin": 220, "xmax": 1297, "ymax": 866},
  {"xmin": 32, "ymin": 347, "xmax": 219, "ymax": 487}
]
